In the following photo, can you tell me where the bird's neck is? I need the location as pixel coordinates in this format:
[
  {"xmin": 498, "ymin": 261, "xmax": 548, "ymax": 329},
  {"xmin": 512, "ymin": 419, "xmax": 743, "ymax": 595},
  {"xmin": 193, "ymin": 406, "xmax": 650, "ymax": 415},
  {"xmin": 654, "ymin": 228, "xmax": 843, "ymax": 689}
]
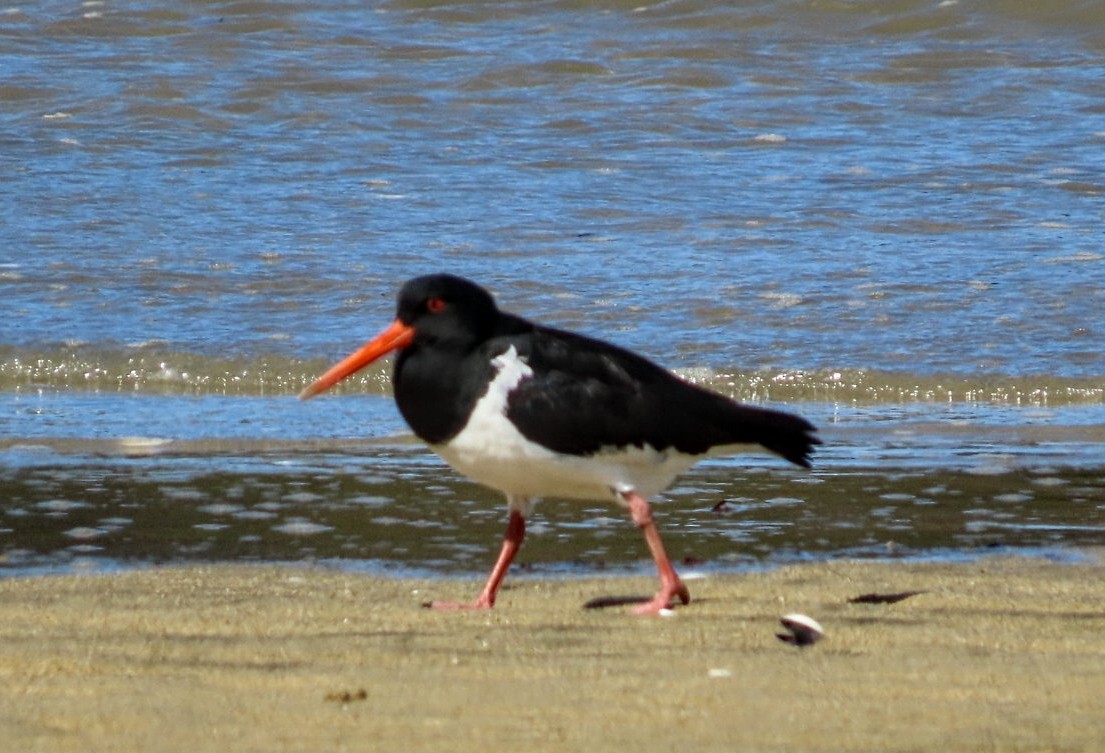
[{"xmin": 393, "ymin": 344, "xmax": 495, "ymax": 445}]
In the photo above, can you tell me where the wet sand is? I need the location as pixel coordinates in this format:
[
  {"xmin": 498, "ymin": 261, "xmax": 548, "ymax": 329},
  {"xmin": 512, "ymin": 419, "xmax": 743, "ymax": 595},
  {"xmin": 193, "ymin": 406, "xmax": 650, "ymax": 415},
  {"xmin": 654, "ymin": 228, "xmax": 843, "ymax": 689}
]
[{"xmin": 2, "ymin": 557, "xmax": 1104, "ymax": 752}]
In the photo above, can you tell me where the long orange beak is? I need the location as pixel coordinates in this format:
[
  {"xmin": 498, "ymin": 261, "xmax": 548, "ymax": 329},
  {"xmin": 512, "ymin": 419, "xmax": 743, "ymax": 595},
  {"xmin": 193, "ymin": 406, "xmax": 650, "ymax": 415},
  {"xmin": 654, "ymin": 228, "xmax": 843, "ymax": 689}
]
[{"xmin": 299, "ymin": 319, "xmax": 415, "ymax": 400}]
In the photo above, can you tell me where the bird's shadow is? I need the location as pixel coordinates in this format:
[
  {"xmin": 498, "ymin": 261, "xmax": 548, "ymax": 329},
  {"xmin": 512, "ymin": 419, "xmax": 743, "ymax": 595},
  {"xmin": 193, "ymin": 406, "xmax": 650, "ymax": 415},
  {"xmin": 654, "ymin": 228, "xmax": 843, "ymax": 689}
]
[
  {"xmin": 581, "ymin": 595, "xmax": 707, "ymax": 610},
  {"xmin": 582, "ymin": 595, "xmax": 649, "ymax": 610}
]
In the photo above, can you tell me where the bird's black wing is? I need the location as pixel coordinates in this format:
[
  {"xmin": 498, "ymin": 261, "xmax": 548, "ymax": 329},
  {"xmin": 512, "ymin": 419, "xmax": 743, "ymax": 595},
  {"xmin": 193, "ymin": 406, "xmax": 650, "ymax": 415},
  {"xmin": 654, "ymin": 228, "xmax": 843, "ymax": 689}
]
[{"xmin": 498, "ymin": 323, "xmax": 819, "ymax": 467}]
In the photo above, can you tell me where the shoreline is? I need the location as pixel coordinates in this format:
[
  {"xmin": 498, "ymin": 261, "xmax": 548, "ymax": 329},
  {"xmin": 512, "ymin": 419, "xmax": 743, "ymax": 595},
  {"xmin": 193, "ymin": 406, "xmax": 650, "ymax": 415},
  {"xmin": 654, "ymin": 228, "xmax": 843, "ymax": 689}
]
[
  {"xmin": 3, "ymin": 557, "xmax": 1104, "ymax": 752},
  {"xmin": 0, "ymin": 543, "xmax": 1099, "ymax": 582}
]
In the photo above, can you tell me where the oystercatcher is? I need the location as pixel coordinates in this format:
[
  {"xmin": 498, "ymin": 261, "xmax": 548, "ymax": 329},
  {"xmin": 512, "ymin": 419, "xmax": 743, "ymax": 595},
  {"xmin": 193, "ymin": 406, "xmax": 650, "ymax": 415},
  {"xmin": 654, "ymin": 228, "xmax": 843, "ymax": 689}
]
[{"xmin": 301, "ymin": 274, "xmax": 819, "ymax": 614}]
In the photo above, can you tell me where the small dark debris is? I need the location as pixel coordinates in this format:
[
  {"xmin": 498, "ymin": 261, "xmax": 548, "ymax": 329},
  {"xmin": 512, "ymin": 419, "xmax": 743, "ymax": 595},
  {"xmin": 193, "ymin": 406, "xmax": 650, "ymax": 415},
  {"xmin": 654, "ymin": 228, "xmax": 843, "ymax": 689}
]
[{"xmin": 325, "ymin": 689, "xmax": 367, "ymax": 704}]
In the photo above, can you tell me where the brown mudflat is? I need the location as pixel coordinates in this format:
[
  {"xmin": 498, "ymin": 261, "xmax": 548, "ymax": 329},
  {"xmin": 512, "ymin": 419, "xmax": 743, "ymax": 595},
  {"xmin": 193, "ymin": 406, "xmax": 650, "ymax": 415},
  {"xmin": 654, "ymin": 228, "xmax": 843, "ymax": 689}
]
[{"xmin": 2, "ymin": 556, "xmax": 1104, "ymax": 752}]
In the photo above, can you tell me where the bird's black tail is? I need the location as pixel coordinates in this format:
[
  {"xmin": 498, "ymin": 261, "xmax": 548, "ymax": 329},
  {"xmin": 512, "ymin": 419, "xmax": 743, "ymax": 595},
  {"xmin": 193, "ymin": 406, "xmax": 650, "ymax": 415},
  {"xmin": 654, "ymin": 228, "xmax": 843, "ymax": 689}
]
[{"xmin": 718, "ymin": 402, "xmax": 821, "ymax": 468}]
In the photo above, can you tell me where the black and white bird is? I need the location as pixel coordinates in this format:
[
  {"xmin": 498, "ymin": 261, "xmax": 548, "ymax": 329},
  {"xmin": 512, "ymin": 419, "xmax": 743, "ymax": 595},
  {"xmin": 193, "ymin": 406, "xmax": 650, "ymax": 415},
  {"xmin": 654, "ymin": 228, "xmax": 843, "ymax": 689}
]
[{"xmin": 301, "ymin": 274, "xmax": 819, "ymax": 614}]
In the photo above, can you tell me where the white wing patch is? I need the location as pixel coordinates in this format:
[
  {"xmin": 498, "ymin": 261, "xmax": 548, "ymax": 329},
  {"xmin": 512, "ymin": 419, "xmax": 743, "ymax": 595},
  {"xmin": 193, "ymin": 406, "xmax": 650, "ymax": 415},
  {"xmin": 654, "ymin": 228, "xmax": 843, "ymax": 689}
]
[{"xmin": 433, "ymin": 346, "xmax": 697, "ymax": 504}]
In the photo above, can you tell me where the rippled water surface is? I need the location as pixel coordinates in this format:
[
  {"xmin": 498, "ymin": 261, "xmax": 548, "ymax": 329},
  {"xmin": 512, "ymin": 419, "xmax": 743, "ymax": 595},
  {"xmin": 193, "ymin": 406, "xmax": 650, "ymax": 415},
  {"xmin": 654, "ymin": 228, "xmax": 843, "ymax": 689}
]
[{"xmin": 2, "ymin": 0, "xmax": 1103, "ymax": 575}]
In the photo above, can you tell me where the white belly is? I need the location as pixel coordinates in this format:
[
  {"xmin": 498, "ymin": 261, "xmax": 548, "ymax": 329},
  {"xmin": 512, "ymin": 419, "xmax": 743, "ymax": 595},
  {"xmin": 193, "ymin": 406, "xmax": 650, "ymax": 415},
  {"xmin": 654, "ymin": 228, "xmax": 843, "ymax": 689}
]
[{"xmin": 435, "ymin": 433, "xmax": 697, "ymax": 503}]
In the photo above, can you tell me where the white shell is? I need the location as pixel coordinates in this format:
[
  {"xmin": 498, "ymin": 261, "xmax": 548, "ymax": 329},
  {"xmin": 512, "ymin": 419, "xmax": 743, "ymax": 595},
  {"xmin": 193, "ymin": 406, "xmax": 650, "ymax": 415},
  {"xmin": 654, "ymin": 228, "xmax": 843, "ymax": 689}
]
[{"xmin": 777, "ymin": 613, "xmax": 825, "ymax": 647}]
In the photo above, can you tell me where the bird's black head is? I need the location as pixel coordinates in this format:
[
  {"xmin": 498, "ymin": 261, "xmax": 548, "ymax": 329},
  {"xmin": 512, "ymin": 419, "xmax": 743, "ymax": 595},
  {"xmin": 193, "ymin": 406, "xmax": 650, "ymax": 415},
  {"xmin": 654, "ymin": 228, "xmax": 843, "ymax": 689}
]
[
  {"xmin": 396, "ymin": 274, "xmax": 500, "ymax": 350},
  {"xmin": 299, "ymin": 273, "xmax": 503, "ymax": 401}
]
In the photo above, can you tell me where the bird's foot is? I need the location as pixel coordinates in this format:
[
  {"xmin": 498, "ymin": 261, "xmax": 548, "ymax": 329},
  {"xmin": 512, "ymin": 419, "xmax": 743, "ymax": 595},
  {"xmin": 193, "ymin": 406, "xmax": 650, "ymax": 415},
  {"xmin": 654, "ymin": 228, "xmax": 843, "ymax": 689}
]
[
  {"xmin": 422, "ymin": 509, "xmax": 521, "ymax": 611},
  {"xmin": 423, "ymin": 594, "xmax": 495, "ymax": 610},
  {"xmin": 630, "ymin": 578, "xmax": 691, "ymax": 615}
]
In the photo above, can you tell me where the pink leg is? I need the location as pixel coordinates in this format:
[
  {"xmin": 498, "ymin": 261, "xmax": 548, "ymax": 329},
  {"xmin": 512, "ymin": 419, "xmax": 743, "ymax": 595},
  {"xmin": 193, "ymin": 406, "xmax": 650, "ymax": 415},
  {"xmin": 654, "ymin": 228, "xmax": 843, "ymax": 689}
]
[
  {"xmin": 429, "ymin": 508, "xmax": 525, "ymax": 610},
  {"xmin": 622, "ymin": 491, "xmax": 690, "ymax": 615}
]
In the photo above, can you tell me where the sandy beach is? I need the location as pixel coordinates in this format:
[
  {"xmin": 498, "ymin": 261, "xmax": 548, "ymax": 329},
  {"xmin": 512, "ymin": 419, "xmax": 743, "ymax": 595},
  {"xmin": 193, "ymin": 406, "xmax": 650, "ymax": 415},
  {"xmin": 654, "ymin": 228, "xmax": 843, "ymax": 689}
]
[{"xmin": 2, "ymin": 557, "xmax": 1104, "ymax": 752}]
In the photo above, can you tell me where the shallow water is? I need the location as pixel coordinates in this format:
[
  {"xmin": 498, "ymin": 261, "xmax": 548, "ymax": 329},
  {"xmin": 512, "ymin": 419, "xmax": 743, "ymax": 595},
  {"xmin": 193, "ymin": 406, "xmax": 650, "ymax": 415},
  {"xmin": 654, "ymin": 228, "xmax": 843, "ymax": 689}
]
[
  {"xmin": 3, "ymin": 392, "xmax": 1103, "ymax": 576},
  {"xmin": 2, "ymin": 0, "xmax": 1104, "ymax": 575}
]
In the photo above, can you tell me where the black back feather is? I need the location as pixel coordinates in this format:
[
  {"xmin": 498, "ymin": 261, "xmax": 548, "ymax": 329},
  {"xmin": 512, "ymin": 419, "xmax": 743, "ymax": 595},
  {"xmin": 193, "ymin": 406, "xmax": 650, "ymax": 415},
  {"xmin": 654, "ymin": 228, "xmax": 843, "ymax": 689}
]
[{"xmin": 503, "ymin": 322, "xmax": 819, "ymax": 467}]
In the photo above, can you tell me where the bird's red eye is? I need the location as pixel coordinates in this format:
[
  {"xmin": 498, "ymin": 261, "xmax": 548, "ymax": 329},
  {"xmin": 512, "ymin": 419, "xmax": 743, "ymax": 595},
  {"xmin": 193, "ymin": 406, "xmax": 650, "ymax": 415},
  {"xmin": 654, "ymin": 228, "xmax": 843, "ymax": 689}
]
[{"xmin": 426, "ymin": 297, "xmax": 446, "ymax": 313}]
